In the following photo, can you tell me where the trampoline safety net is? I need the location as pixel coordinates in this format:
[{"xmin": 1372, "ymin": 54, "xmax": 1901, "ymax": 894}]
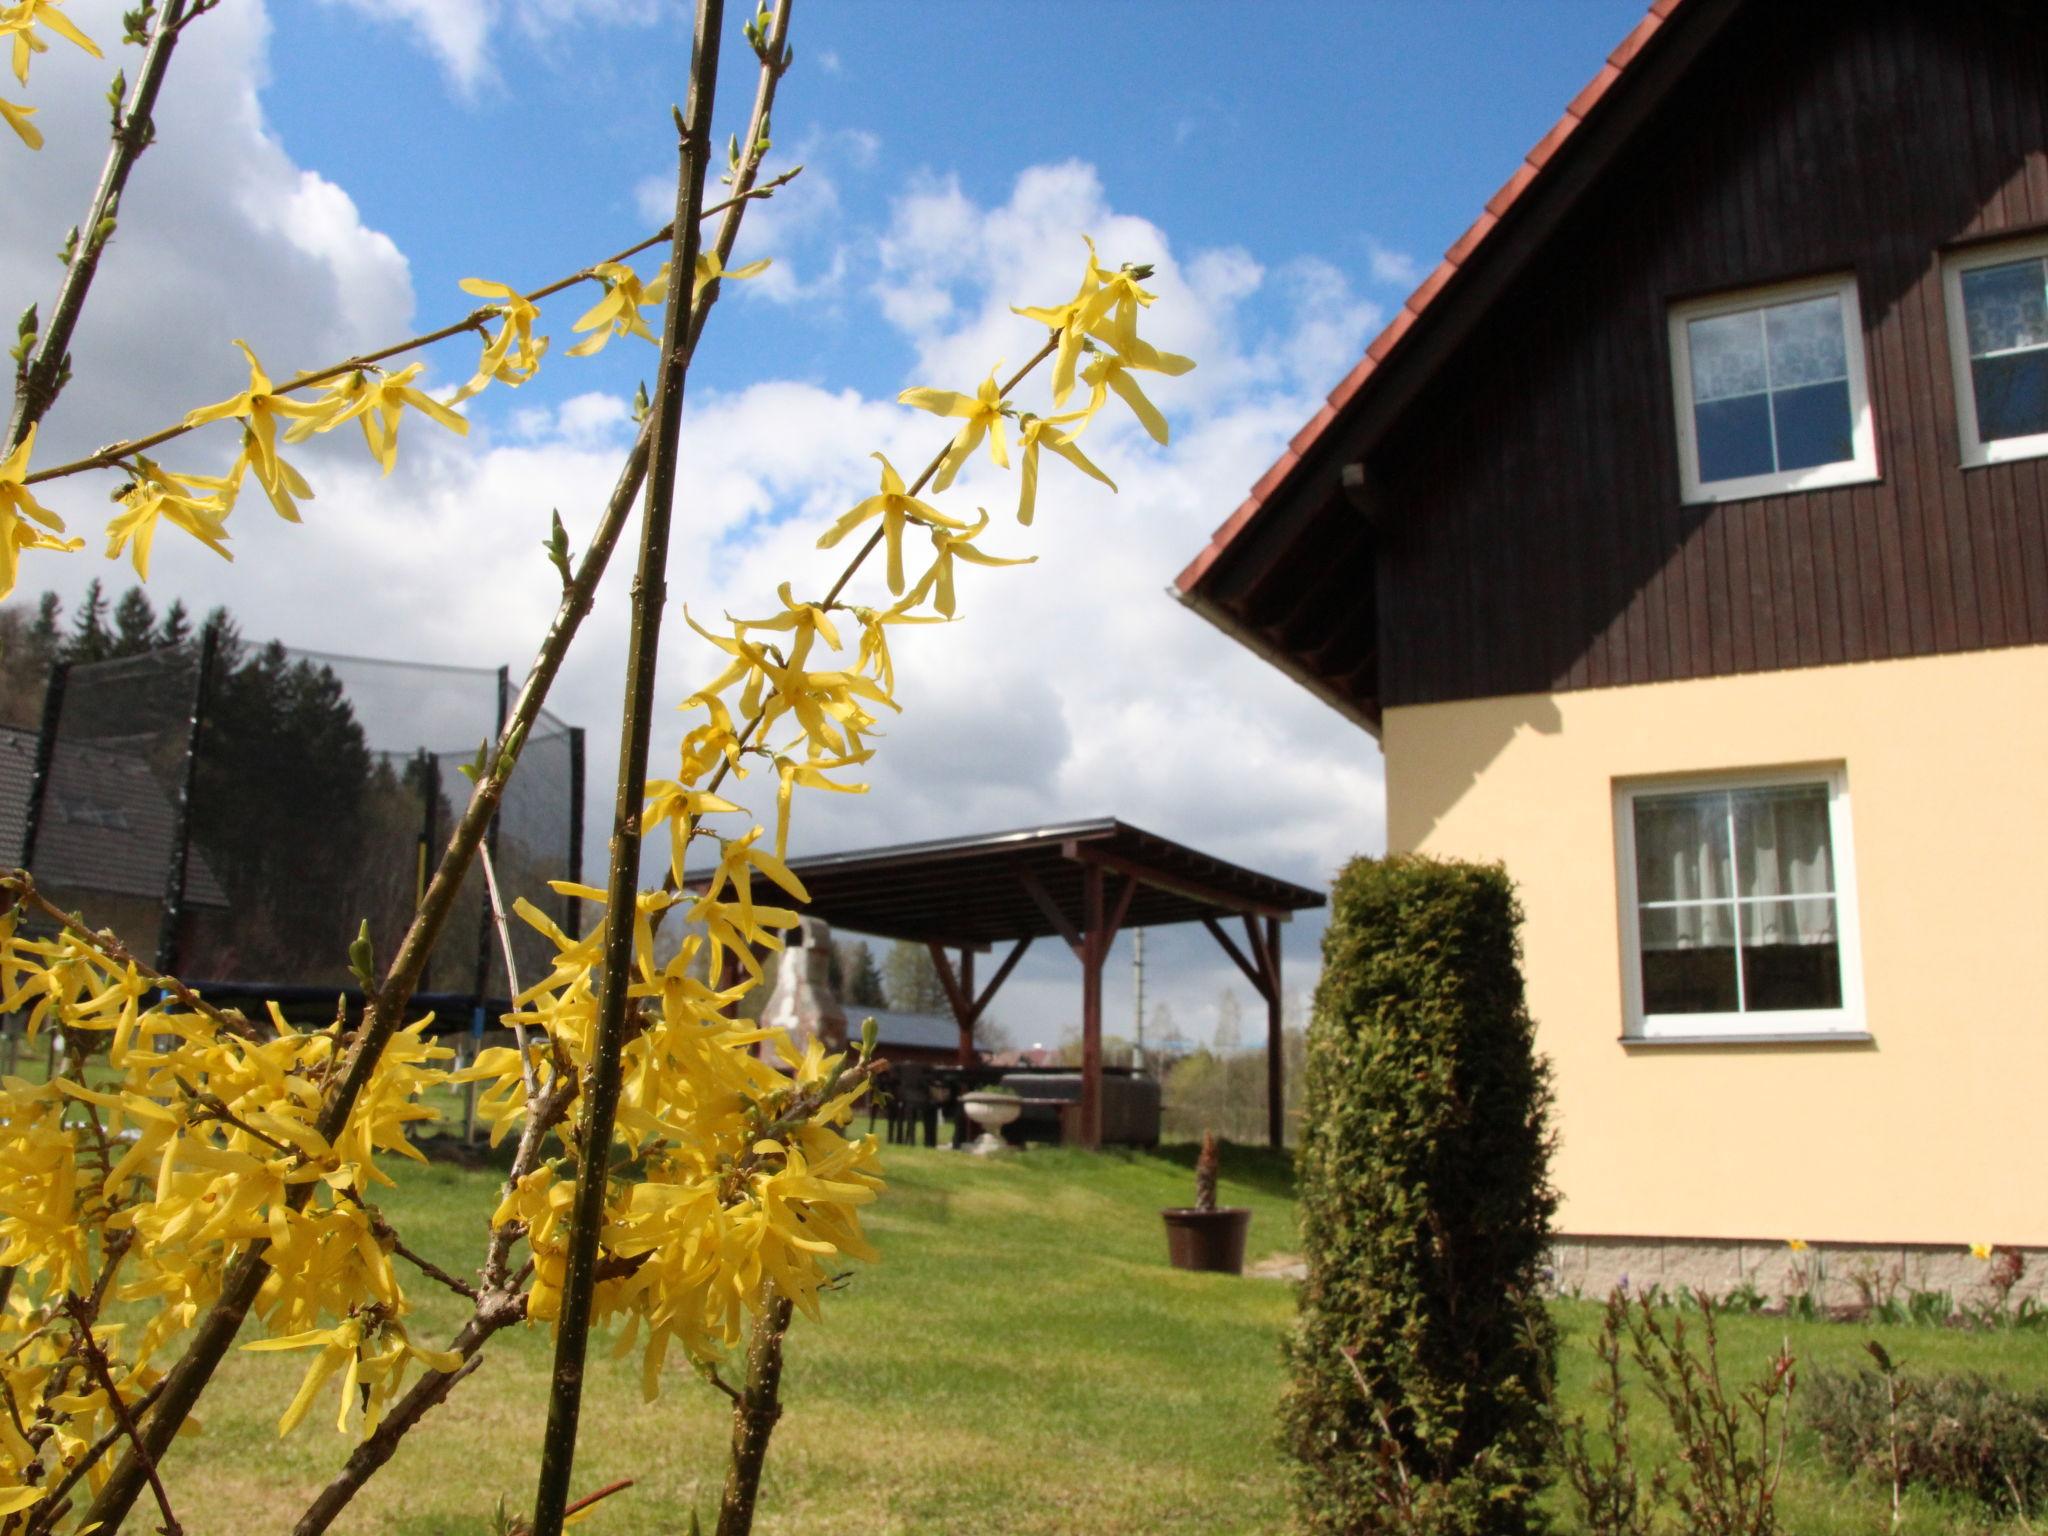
[{"xmin": 12, "ymin": 632, "xmax": 585, "ymax": 1025}]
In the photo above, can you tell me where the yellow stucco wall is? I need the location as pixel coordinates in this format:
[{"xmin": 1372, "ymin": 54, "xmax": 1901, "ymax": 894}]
[{"xmin": 1382, "ymin": 645, "xmax": 2048, "ymax": 1248}]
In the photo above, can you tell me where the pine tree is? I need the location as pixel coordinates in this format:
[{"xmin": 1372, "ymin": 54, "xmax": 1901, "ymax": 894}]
[
  {"xmin": 837, "ymin": 939, "xmax": 886, "ymax": 1007},
  {"xmin": 112, "ymin": 587, "xmax": 158, "ymax": 656},
  {"xmin": 157, "ymin": 599, "xmax": 192, "ymax": 648},
  {"xmin": 1213, "ymin": 990, "xmax": 1244, "ymax": 1053},
  {"xmin": 31, "ymin": 592, "xmax": 61, "ymax": 650},
  {"xmin": 65, "ymin": 579, "xmax": 112, "ymax": 664}
]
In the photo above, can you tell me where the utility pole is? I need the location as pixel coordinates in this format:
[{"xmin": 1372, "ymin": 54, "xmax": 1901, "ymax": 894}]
[{"xmin": 1133, "ymin": 928, "xmax": 1146, "ymax": 1070}]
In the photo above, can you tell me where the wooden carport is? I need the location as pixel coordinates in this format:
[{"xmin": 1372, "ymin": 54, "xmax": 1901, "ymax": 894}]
[{"xmin": 751, "ymin": 819, "xmax": 1325, "ymax": 1149}]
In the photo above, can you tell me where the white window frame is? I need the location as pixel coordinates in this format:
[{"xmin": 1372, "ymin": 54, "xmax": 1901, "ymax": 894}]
[
  {"xmin": 1613, "ymin": 766, "xmax": 1866, "ymax": 1042},
  {"xmin": 1668, "ymin": 274, "xmax": 1880, "ymax": 505},
  {"xmin": 1943, "ymin": 232, "xmax": 2048, "ymax": 468}
]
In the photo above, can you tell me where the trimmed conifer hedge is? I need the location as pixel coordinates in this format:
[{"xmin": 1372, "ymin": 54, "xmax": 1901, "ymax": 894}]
[{"xmin": 1281, "ymin": 855, "xmax": 1558, "ymax": 1534}]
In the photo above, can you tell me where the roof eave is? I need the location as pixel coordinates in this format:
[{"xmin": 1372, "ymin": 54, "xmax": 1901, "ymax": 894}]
[
  {"xmin": 1170, "ymin": 582, "xmax": 1383, "ymax": 742},
  {"xmin": 1176, "ymin": 0, "xmax": 1745, "ymax": 633}
]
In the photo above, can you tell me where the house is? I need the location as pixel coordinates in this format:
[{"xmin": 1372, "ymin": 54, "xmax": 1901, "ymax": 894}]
[
  {"xmin": 0, "ymin": 723, "xmax": 229, "ymax": 959},
  {"xmin": 1177, "ymin": 0, "xmax": 2048, "ymax": 1296}
]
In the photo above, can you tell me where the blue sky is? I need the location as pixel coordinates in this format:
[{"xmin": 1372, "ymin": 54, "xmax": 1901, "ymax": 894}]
[
  {"xmin": 6, "ymin": 0, "xmax": 1651, "ymax": 1045},
  {"xmin": 261, "ymin": 1, "xmax": 1646, "ymax": 423}
]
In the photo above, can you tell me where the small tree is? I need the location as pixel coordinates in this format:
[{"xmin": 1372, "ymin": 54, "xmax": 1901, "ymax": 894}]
[
  {"xmin": 1213, "ymin": 989, "xmax": 1243, "ymax": 1052},
  {"xmin": 1282, "ymin": 855, "xmax": 1558, "ymax": 1534},
  {"xmin": 882, "ymin": 938, "xmax": 950, "ymax": 1014},
  {"xmin": 837, "ymin": 937, "xmax": 886, "ymax": 1007}
]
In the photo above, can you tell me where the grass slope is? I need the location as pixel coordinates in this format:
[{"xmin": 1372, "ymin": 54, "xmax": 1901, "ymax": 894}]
[
  {"xmin": 160, "ymin": 1142, "xmax": 1303, "ymax": 1535},
  {"xmin": 122, "ymin": 1136, "xmax": 2048, "ymax": 1534}
]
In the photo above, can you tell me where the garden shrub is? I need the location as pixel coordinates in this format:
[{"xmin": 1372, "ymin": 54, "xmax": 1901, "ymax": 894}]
[
  {"xmin": 1808, "ymin": 1363, "xmax": 2048, "ymax": 1518},
  {"xmin": 1281, "ymin": 856, "xmax": 1558, "ymax": 1534}
]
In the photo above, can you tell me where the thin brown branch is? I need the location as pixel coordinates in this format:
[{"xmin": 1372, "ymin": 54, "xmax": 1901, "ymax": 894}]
[
  {"xmin": 290, "ymin": 1339, "xmax": 489, "ymax": 1536},
  {"xmin": 531, "ymin": 1, "xmax": 729, "ymax": 1527},
  {"xmin": 21, "ymin": 168, "xmax": 801, "ymax": 488},
  {"xmin": 3, "ymin": 873, "xmax": 261, "ymax": 1041},
  {"xmin": 344, "ymin": 1190, "xmax": 480, "ymax": 1302},
  {"xmin": 174, "ymin": 1075, "xmax": 297, "ymax": 1157},
  {"xmin": 700, "ymin": 1365, "xmax": 742, "ymax": 1403},
  {"xmin": 714, "ymin": 1289, "xmax": 794, "ymax": 1536},
  {"xmin": 61, "ymin": 1298, "xmax": 180, "ymax": 1536},
  {"xmin": 477, "ymin": 840, "xmax": 538, "ymax": 1102},
  {"xmin": 23, "ymin": 1378, "xmax": 164, "ymax": 1536},
  {"xmin": 8, "ymin": 0, "xmax": 209, "ymax": 452},
  {"xmin": 565, "ymin": 1479, "xmax": 636, "ymax": 1520}
]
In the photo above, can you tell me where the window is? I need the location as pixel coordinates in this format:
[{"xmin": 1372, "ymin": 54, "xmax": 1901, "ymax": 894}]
[
  {"xmin": 1614, "ymin": 769, "xmax": 1864, "ymax": 1040},
  {"xmin": 1944, "ymin": 234, "xmax": 2048, "ymax": 466},
  {"xmin": 1668, "ymin": 276, "xmax": 1878, "ymax": 504}
]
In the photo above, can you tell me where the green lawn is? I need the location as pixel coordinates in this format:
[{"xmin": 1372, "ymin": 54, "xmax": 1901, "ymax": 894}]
[
  {"xmin": 151, "ymin": 1140, "xmax": 1305, "ymax": 1535},
  {"xmin": 117, "ymin": 1139, "xmax": 2048, "ymax": 1534}
]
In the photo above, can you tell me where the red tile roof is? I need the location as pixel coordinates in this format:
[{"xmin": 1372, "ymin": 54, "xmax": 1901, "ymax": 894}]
[{"xmin": 1174, "ymin": 0, "xmax": 1690, "ymax": 597}]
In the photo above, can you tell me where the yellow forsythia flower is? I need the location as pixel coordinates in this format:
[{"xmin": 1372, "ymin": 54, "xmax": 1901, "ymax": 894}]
[{"xmin": 0, "ymin": 423, "xmax": 82, "ymax": 599}]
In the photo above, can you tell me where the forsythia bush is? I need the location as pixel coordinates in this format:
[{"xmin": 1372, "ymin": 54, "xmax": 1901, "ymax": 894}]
[{"xmin": 1282, "ymin": 856, "xmax": 1558, "ymax": 1535}]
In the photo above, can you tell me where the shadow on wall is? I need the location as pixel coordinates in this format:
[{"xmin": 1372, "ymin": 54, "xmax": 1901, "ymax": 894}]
[{"xmin": 1388, "ymin": 690, "xmax": 1562, "ymax": 852}]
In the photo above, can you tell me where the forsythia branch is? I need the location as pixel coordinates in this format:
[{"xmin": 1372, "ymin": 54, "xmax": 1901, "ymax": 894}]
[{"xmin": 18, "ymin": 167, "xmax": 801, "ymax": 490}]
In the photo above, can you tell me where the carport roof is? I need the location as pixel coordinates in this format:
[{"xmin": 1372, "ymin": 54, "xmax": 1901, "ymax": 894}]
[{"xmin": 699, "ymin": 817, "xmax": 1324, "ymax": 948}]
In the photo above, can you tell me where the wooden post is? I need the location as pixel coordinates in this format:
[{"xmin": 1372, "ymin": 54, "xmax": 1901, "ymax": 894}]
[
  {"xmin": 959, "ymin": 947, "xmax": 974, "ymax": 1065},
  {"xmin": 1265, "ymin": 915, "xmax": 1284, "ymax": 1150},
  {"xmin": 1080, "ymin": 864, "xmax": 1104, "ymax": 1150}
]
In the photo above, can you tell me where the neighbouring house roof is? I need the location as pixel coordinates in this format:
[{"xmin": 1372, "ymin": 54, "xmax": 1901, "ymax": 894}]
[
  {"xmin": 0, "ymin": 727, "xmax": 29, "ymax": 869},
  {"xmin": 1172, "ymin": 0, "xmax": 1740, "ymax": 731},
  {"xmin": 851, "ymin": 1009, "xmax": 963, "ymax": 1054},
  {"xmin": 0, "ymin": 724, "xmax": 228, "ymax": 909}
]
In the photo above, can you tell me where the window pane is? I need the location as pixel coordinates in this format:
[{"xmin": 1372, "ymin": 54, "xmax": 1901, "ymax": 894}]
[
  {"xmin": 1962, "ymin": 258, "xmax": 2048, "ymax": 357},
  {"xmin": 1771, "ymin": 379, "xmax": 1854, "ymax": 471},
  {"xmin": 1733, "ymin": 784, "xmax": 1834, "ymax": 899},
  {"xmin": 1740, "ymin": 898, "xmax": 1842, "ymax": 1012},
  {"xmin": 1695, "ymin": 394, "xmax": 1774, "ymax": 483},
  {"xmin": 1765, "ymin": 294, "xmax": 1848, "ymax": 387},
  {"xmin": 1971, "ymin": 350, "xmax": 2048, "ymax": 443},
  {"xmin": 1640, "ymin": 905, "xmax": 1738, "ymax": 1015},
  {"xmin": 1689, "ymin": 309, "xmax": 1768, "ymax": 402},
  {"xmin": 1635, "ymin": 791, "xmax": 1732, "ymax": 904}
]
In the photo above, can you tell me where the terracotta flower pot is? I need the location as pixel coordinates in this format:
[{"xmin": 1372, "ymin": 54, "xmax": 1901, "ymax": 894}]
[{"xmin": 1161, "ymin": 1206, "xmax": 1253, "ymax": 1274}]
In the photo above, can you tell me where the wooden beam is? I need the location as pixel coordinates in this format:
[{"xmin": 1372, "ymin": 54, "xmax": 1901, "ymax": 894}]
[
  {"xmin": 970, "ymin": 937, "xmax": 1033, "ymax": 1025},
  {"xmin": 1103, "ymin": 873, "xmax": 1140, "ymax": 951},
  {"xmin": 1065, "ymin": 841, "xmax": 1291, "ymax": 921},
  {"xmin": 1243, "ymin": 914, "xmax": 1276, "ymax": 993},
  {"xmin": 1202, "ymin": 916, "xmax": 1271, "ymax": 1000},
  {"xmin": 926, "ymin": 942, "xmax": 972, "ymax": 1026},
  {"xmin": 1018, "ymin": 867, "xmax": 1085, "ymax": 958}
]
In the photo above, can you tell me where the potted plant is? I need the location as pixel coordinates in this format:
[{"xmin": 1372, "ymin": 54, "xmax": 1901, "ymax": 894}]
[
  {"xmin": 959, "ymin": 1083, "xmax": 1022, "ymax": 1154},
  {"xmin": 1162, "ymin": 1131, "xmax": 1253, "ymax": 1274}
]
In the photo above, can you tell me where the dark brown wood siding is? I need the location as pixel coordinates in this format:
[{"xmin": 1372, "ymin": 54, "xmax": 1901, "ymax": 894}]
[{"xmin": 1372, "ymin": 0, "xmax": 2048, "ymax": 709}]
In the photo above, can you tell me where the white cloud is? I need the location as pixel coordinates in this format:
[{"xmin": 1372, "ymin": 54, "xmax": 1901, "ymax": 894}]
[
  {"xmin": 1276, "ymin": 255, "xmax": 1382, "ymax": 394},
  {"xmin": 1, "ymin": 1, "xmax": 416, "ymax": 459},
  {"xmin": 317, "ymin": 0, "xmax": 658, "ymax": 93},
  {"xmin": 1365, "ymin": 237, "xmax": 1421, "ymax": 288}
]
